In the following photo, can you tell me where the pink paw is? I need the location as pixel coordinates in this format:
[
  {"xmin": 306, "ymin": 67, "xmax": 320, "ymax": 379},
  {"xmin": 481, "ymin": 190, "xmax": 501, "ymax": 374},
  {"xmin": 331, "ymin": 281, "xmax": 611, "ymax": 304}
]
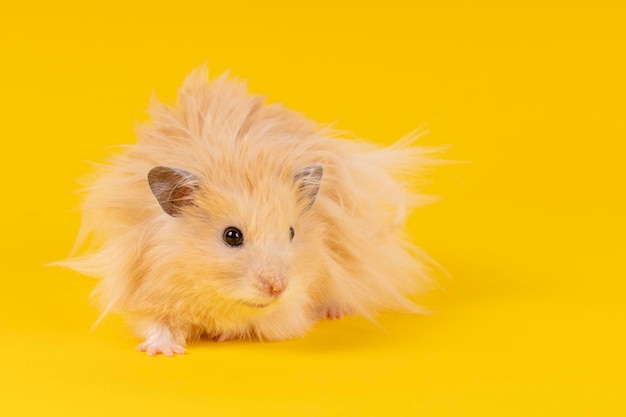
[
  {"xmin": 323, "ymin": 305, "xmax": 350, "ymax": 320},
  {"xmin": 137, "ymin": 324, "xmax": 186, "ymax": 356},
  {"xmin": 137, "ymin": 341, "xmax": 186, "ymax": 357}
]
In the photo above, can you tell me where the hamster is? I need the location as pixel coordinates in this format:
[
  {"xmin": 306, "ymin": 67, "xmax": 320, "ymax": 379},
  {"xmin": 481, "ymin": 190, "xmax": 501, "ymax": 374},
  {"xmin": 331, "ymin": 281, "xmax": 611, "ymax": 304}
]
[{"xmin": 62, "ymin": 66, "xmax": 439, "ymax": 356}]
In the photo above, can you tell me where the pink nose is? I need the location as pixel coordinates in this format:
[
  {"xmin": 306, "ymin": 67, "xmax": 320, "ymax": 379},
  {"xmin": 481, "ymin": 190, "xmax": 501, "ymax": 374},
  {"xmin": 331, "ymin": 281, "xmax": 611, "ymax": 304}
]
[
  {"xmin": 269, "ymin": 283, "xmax": 284, "ymax": 296},
  {"xmin": 260, "ymin": 274, "xmax": 286, "ymax": 297}
]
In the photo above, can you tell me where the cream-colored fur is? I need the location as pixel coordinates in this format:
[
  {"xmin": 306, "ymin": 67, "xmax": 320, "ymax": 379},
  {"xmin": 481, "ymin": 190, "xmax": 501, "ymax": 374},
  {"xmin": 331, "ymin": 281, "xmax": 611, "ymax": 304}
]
[{"xmin": 62, "ymin": 66, "xmax": 439, "ymax": 355}]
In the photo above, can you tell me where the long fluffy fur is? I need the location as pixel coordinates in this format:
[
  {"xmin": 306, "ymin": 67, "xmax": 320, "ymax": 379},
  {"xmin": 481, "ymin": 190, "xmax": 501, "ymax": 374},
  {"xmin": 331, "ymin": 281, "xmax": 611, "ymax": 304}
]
[{"xmin": 62, "ymin": 66, "xmax": 439, "ymax": 349}]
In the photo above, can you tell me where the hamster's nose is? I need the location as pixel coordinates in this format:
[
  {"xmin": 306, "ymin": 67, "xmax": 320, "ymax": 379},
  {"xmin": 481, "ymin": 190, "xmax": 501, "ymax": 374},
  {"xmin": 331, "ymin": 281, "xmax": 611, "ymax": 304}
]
[
  {"xmin": 269, "ymin": 283, "xmax": 284, "ymax": 296},
  {"xmin": 259, "ymin": 274, "xmax": 287, "ymax": 297}
]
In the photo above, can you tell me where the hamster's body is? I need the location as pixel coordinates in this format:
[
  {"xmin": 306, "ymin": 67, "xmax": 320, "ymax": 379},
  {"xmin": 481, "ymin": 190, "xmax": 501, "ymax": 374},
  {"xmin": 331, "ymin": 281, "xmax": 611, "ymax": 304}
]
[{"xmin": 65, "ymin": 67, "xmax": 437, "ymax": 355}]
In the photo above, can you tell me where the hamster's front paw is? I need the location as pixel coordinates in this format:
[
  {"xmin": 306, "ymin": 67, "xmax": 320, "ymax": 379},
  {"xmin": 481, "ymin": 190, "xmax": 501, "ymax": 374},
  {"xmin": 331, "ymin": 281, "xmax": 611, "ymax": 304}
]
[
  {"xmin": 137, "ymin": 324, "xmax": 186, "ymax": 356},
  {"xmin": 137, "ymin": 341, "xmax": 186, "ymax": 356}
]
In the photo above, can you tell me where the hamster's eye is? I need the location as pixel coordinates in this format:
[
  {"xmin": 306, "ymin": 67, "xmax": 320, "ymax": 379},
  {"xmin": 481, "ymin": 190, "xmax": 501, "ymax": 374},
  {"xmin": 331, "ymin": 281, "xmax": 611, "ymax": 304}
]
[
  {"xmin": 223, "ymin": 227, "xmax": 244, "ymax": 247},
  {"xmin": 289, "ymin": 226, "xmax": 295, "ymax": 241}
]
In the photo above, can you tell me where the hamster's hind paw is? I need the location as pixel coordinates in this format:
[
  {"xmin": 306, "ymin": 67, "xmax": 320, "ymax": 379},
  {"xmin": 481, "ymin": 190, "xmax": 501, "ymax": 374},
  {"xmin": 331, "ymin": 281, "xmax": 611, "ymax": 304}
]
[
  {"xmin": 137, "ymin": 324, "xmax": 186, "ymax": 356},
  {"xmin": 322, "ymin": 304, "xmax": 352, "ymax": 320}
]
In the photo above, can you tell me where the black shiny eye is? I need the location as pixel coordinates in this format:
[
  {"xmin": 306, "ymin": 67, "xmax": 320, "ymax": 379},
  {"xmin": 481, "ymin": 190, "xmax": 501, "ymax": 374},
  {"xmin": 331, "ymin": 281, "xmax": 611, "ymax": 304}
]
[
  {"xmin": 289, "ymin": 226, "xmax": 295, "ymax": 241},
  {"xmin": 223, "ymin": 227, "xmax": 244, "ymax": 247}
]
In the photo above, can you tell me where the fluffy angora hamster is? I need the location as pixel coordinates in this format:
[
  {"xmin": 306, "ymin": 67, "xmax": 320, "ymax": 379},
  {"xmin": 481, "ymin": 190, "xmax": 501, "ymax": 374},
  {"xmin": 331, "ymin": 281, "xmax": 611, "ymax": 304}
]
[{"xmin": 63, "ymin": 67, "xmax": 438, "ymax": 356}]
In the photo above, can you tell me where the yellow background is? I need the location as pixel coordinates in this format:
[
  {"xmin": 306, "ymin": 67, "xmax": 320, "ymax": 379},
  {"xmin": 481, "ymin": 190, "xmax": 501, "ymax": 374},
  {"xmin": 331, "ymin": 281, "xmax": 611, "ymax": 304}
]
[{"xmin": 1, "ymin": 2, "xmax": 624, "ymax": 416}]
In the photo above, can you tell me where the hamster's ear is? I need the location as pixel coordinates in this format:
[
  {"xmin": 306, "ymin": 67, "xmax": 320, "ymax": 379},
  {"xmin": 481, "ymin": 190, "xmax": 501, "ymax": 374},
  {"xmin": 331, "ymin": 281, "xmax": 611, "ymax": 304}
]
[
  {"xmin": 148, "ymin": 166, "xmax": 199, "ymax": 217},
  {"xmin": 294, "ymin": 163, "xmax": 323, "ymax": 211}
]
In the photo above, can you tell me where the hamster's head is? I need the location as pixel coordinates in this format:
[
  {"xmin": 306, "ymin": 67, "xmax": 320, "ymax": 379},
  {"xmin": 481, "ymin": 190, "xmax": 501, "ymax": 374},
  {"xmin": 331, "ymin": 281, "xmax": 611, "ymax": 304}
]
[{"xmin": 146, "ymin": 163, "xmax": 323, "ymax": 316}]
